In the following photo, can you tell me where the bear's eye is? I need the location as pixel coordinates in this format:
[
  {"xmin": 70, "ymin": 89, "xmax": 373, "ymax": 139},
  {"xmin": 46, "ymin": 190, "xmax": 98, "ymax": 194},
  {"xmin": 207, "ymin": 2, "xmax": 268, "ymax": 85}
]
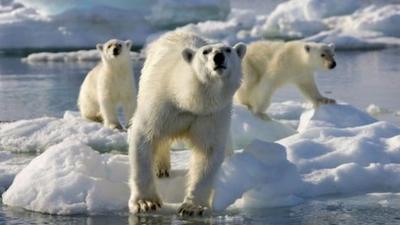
[
  {"xmin": 321, "ymin": 54, "xmax": 326, "ymax": 58},
  {"xmin": 202, "ymin": 49, "xmax": 210, "ymax": 55},
  {"xmin": 226, "ymin": 48, "xmax": 231, "ymax": 53}
]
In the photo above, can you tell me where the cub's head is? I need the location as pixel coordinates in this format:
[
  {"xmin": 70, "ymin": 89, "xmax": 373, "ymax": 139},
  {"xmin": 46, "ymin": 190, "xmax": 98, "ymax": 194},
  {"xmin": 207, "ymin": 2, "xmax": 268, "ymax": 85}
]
[
  {"xmin": 304, "ymin": 42, "xmax": 336, "ymax": 70},
  {"xmin": 96, "ymin": 39, "xmax": 132, "ymax": 62},
  {"xmin": 181, "ymin": 43, "xmax": 246, "ymax": 83}
]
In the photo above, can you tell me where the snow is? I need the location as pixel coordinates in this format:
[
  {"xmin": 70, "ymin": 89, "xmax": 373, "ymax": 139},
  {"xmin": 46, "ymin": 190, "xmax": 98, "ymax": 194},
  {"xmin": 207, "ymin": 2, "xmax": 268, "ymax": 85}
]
[
  {"xmin": 2, "ymin": 102, "xmax": 400, "ymax": 215},
  {"xmin": 0, "ymin": 106, "xmax": 295, "ymax": 153},
  {"xmin": 3, "ymin": 0, "xmax": 399, "ymax": 50},
  {"xmin": 0, "ymin": 111, "xmax": 128, "ymax": 153},
  {"xmin": 22, "ymin": 50, "xmax": 143, "ymax": 63},
  {"xmin": 173, "ymin": 1, "xmax": 400, "ymax": 50},
  {"xmin": 0, "ymin": 0, "xmax": 230, "ymax": 48}
]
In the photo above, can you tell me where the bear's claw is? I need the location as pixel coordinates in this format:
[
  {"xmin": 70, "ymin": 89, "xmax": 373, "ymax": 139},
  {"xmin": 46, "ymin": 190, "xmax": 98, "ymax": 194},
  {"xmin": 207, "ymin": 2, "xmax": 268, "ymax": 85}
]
[
  {"xmin": 132, "ymin": 199, "xmax": 162, "ymax": 213},
  {"xmin": 317, "ymin": 97, "xmax": 336, "ymax": 105},
  {"xmin": 156, "ymin": 169, "xmax": 170, "ymax": 178},
  {"xmin": 177, "ymin": 202, "xmax": 207, "ymax": 217}
]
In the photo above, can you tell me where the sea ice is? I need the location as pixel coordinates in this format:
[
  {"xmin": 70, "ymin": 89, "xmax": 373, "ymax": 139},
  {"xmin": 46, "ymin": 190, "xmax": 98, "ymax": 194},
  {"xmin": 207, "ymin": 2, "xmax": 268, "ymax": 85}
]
[{"xmin": 3, "ymin": 102, "xmax": 400, "ymax": 215}]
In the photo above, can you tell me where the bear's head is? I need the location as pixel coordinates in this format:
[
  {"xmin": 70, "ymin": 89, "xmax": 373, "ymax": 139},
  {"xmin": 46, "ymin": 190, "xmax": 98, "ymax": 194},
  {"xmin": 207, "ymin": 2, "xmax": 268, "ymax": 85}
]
[
  {"xmin": 96, "ymin": 39, "xmax": 132, "ymax": 63},
  {"xmin": 304, "ymin": 42, "xmax": 336, "ymax": 70},
  {"xmin": 181, "ymin": 43, "xmax": 246, "ymax": 83}
]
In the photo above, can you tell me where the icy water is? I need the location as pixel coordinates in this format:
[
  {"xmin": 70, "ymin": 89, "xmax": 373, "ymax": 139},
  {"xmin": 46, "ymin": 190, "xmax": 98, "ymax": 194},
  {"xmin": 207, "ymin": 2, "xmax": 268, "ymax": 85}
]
[
  {"xmin": 1, "ymin": 48, "xmax": 399, "ymax": 124},
  {"xmin": 0, "ymin": 48, "xmax": 400, "ymax": 224}
]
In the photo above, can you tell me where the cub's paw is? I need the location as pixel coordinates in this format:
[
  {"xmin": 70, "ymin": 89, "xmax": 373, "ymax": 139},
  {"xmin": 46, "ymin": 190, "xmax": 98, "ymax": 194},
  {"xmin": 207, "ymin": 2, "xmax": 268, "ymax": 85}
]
[
  {"xmin": 178, "ymin": 202, "xmax": 207, "ymax": 217},
  {"xmin": 129, "ymin": 197, "xmax": 162, "ymax": 213},
  {"xmin": 156, "ymin": 168, "xmax": 170, "ymax": 178},
  {"xmin": 109, "ymin": 123, "xmax": 124, "ymax": 131},
  {"xmin": 256, "ymin": 112, "xmax": 272, "ymax": 121},
  {"xmin": 317, "ymin": 97, "xmax": 336, "ymax": 105}
]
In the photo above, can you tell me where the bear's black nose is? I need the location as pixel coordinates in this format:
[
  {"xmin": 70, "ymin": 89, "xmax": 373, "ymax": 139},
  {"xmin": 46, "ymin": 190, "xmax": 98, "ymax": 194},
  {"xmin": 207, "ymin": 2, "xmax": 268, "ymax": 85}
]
[
  {"xmin": 113, "ymin": 47, "xmax": 120, "ymax": 56},
  {"xmin": 213, "ymin": 52, "xmax": 225, "ymax": 65},
  {"xmin": 329, "ymin": 60, "xmax": 336, "ymax": 69}
]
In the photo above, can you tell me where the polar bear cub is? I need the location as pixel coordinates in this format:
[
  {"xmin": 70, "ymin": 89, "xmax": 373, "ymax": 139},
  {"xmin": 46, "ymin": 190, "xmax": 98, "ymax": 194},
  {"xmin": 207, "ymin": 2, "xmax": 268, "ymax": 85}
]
[
  {"xmin": 78, "ymin": 39, "xmax": 136, "ymax": 130},
  {"xmin": 234, "ymin": 41, "xmax": 336, "ymax": 120},
  {"xmin": 128, "ymin": 31, "xmax": 246, "ymax": 216}
]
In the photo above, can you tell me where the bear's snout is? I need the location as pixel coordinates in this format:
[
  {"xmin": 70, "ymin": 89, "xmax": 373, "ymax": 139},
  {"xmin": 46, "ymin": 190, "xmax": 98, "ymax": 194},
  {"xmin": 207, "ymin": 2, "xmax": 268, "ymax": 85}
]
[
  {"xmin": 113, "ymin": 47, "xmax": 121, "ymax": 56},
  {"xmin": 213, "ymin": 52, "xmax": 225, "ymax": 68},
  {"xmin": 328, "ymin": 60, "xmax": 336, "ymax": 69}
]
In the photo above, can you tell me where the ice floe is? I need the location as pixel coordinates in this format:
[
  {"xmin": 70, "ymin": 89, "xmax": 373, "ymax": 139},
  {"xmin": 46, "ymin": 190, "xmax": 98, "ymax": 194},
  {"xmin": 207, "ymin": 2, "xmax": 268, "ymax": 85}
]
[{"xmin": 2, "ymin": 102, "xmax": 400, "ymax": 215}]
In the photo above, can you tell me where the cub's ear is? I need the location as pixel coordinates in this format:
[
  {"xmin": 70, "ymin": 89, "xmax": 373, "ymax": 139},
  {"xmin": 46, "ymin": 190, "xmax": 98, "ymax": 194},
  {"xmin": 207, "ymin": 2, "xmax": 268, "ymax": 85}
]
[
  {"xmin": 233, "ymin": 42, "xmax": 246, "ymax": 59},
  {"xmin": 304, "ymin": 44, "xmax": 311, "ymax": 53},
  {"xmin": 125, "ymin": 40, "xmax": 132, "ymax": 49},
  {"xmin": 328, "ymin": 42, "xmax": 335, "ymax": 51},
  {"xmin": 96, "ymin": 44, "xmax": 104, "ymax": 52},
  {"xmin": 182, "ymin": 48, "xmax": 195, "ymax": 63}
]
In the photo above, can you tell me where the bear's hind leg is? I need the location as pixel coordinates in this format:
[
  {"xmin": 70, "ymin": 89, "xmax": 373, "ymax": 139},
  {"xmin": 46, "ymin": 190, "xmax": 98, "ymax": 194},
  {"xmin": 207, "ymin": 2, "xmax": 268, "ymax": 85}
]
[{"xmin": 154, "ymin": 140, "xmax": 171, "ymax": 178}]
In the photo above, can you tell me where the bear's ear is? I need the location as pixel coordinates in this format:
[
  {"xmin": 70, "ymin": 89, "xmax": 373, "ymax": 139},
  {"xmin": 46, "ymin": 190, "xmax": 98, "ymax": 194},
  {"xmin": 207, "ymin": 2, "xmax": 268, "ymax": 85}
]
[
  {"xmin": 304, "ymin": 44, "xmax": 311, "ymax": 53},
  {"xmin": 96, "ymin": 44, "xmax": 104, "ymax": 52},
  {"xmin": 328, "ymin": 42, "xmax": 335, "ymax": 51},
  {"xmin": 125, "ymin": 40, "xmax": 132, "ymax": 49},
  {"xmin": 233, "ymin": 42, "xmax": 246, "ymax": 59},
  {"xmin": 182, "ymin": 48, "xmax": 195, "ymax": 64}
]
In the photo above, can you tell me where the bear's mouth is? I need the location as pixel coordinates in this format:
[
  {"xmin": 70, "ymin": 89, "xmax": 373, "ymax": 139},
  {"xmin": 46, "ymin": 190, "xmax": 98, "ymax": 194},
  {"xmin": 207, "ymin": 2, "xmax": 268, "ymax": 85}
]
[{"xmin": 213, "ymin": 65, "xmax": 226, "ymax": 71}]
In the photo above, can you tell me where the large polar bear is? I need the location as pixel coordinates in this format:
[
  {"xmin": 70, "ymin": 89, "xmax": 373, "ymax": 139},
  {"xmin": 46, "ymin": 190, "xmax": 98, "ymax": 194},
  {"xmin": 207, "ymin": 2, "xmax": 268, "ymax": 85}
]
[
  {"xmin": 78, "ymin": 39, "xmax": 136, "ymax": 130},
  {"xmin": 128, "ymin": 31, "xmax": 246, "ymax": 216},
  {"xmin": 234, "ymin": 41, "xmax": 336, "ymax": 120}
]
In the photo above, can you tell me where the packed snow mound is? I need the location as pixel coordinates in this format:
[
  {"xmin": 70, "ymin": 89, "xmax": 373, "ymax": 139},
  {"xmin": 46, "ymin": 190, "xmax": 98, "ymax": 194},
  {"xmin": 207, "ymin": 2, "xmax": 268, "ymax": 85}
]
[
  {"xmin": 213, "ymin": 140, "xmax": 303, "ymax": 210},
  {"xmin": 0, "ymin": 111, "xmax": 128, "ymax": 153},
  {"xmin": 255, "ymin": 0, "xmax": 362, "ymax": 39},
  {"xmin": 2, "ymin": 139, "xmax": 295, "ymax": 214},
  {"xmin": 2, "ymin": 140, "xmax": 131, "ymax": 214},
  {"xmin": 231, "ymin": 105, "xmax": 296, "ymax": 148},
  {"xmin": 297, "ymin": 103, "xmax": 377, "ymax": 131},
  {"xmin": 279, "ymin": 104, "xmax": 400, "ymax": 196},
  {"xmin": 0, "ymin": 0, "xmax": 230, "ymax": 48}
]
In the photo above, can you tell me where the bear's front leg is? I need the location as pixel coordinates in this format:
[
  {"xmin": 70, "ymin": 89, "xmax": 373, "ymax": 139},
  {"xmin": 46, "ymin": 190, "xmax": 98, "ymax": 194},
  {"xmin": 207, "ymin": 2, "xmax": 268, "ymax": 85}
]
[
  {"xmin": 297, "ymin": 75, "xmax": 336, "ymax": 107},
  {"xmin": 99, "ymin": 97, "xmax": 123, "ymax": 130},
  {"xmin": 179, "ymin": 115, "xmax": 227, "ymax": 216},
  {"xmin": 128, "ymin": 125, "xmax": 162, "ymax": 213}
]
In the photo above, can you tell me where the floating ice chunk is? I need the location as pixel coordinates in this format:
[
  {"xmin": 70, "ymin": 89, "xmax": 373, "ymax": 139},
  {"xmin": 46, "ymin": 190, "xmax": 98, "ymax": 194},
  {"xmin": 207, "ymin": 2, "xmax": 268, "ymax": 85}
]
[
  {"xmin": 257, "ymin": 0, "xmax": 362, "ymax": 39},
  {"xmin": 304, "ymin": 29, "xmax": 388, "ymax": 50},
  {"xmin": 349, "ymin": 5, "xmax": 400, "ymax": 38},
  {"xmin": 2, "ymin": 140, "xmax": 131, "ymax": 214},
  {"xmin": 0, "ymin": 152, "xmax": 32, "ymax": 193},
  {"xmin": 366, "ymin": 104, "xmax": 390, "ymax": 116},
  {"xmin": 148, "ymin": 0, "xmax": 230, "ymax": 28},
  {"xmin": 23, "ymin": 50, "xmax": 142, "ymax": 63}
]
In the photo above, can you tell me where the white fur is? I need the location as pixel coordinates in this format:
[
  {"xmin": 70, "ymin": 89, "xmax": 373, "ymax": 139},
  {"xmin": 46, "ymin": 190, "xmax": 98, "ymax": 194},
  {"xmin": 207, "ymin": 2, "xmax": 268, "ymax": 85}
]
[
  {"xmin": 78, "ymin": 39, "xmax": 136, "ymax": 130},
  {"xmin": 234, "ymin": 41, "xmax": 336, "ymax": 120},
  {"xmin": 128, "ymin": 31, "xmax": 246, "ymax": 215}
]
